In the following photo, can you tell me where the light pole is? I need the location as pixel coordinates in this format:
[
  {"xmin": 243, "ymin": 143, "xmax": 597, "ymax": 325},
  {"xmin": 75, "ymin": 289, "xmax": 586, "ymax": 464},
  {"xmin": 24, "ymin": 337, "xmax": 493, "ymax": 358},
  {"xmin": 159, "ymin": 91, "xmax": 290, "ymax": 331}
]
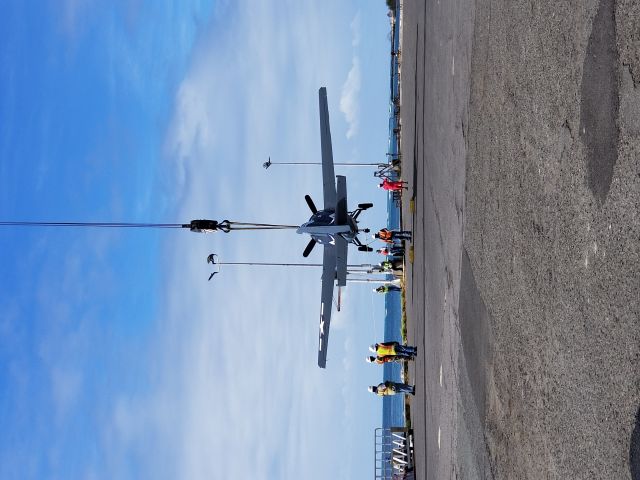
[
  {"xmin": 207, "ymin": 255, "xmax": 375, "ymax": 272},
  {"xmin": 263, "ymin": 157, "xmax": 384, "ymax": 169}
]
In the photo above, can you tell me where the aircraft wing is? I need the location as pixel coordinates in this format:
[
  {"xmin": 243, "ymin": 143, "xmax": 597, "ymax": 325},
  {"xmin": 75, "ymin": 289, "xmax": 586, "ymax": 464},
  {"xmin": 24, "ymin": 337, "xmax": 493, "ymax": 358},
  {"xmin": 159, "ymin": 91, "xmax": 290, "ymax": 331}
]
[
  {"xmin": 319, "ymin": 87, "xmax": 336, "ymax": 210},
  {"xmin": 317, "ymin": 244, "xmax": 336, "ymax": 368}
]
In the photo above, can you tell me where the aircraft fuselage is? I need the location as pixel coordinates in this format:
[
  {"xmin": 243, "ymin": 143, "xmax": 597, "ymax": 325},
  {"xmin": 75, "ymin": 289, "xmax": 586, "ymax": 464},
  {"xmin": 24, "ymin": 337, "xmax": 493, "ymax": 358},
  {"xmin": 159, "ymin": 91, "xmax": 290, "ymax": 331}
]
[{"xmin": 296, "ymin": 209, "xmax": 357, "ymax": 245}]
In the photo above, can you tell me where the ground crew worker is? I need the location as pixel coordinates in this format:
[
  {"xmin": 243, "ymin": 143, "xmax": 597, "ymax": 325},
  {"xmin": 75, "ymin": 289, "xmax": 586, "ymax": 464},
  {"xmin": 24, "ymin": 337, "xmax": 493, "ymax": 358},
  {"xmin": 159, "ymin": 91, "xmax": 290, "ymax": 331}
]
[
  {"xmin": 374, "ymin": 285, "xmax": 402, "ymax": 294},
  {"xmin": 377, "ymin": 246, "xmax": 405, "ymax": 257},
  {"xmin": 374, "ymin": 228, "xmax": 412, "ymax": 243},
  {"xmin": 366, "ymin": 354, "xmax": 413, "ymax": 364},
  {"xmin": 379, "ymin": 178, "xmax": 408, "ymax": 191},
  {"xmin": 368, "ymin": 381, "xmax": 415, "ymax": 396},
  {"xmin": 377, "ymin": 259, "xmax": 403, "ymax": 272},
  {"xmin": 370, "ymin": 341, "xmax": 417, "ymax": 357}
]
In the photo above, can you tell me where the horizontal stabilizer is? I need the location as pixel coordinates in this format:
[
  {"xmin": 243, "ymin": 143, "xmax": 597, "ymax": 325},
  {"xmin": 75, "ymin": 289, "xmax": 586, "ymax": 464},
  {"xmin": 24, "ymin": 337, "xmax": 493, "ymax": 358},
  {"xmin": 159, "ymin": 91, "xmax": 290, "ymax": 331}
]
[
  {"xmin": 335, "ymin": 236, "xmax": 348, "ymax": 287},
  {"xmin": 335, "ymin": 175, "xmax": 348, "ymax": 225}
]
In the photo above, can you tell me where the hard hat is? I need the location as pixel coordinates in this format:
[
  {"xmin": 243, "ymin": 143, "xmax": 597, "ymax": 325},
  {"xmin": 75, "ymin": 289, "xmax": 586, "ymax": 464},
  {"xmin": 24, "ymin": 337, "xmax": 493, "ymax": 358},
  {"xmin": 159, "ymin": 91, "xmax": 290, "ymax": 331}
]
[{"xmin": 369, "ymin": 345, "xmax": 377, "ymax": 353}]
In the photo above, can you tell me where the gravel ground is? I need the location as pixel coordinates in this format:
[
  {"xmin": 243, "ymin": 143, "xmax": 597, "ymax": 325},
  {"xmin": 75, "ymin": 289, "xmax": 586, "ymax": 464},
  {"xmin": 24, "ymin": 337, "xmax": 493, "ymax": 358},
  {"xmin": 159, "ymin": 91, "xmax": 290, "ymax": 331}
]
[{"xmin": 463, "ymin": 0, "xmax": 640, "ymax": 478}]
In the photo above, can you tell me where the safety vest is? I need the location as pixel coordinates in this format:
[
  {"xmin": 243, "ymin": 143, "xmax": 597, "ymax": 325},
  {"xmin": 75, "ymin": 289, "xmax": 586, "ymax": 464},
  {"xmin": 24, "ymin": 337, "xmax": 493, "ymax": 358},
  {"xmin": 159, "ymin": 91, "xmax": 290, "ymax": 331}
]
[
  {"xmin": 375, "ymin": 355, "xmax": 394, "ymax": 364},
  {"xmin": 376, "ymin": 343, "xmax": 396, "ymax": 356},
  {"xmin": 377, "ymin": 384, "xmax": 396, "ymax": 396},
  {"xmin": 378, "ymin": 229, "xmax": 392, "ymax": 241}
]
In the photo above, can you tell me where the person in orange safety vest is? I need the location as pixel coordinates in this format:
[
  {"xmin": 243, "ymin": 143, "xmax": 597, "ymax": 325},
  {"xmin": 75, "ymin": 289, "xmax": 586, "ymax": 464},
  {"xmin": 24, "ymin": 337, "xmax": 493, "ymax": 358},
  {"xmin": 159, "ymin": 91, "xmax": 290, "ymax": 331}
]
[{"xmin": 373, "ymin": 228, "xmax": 412, "ymax": 243}]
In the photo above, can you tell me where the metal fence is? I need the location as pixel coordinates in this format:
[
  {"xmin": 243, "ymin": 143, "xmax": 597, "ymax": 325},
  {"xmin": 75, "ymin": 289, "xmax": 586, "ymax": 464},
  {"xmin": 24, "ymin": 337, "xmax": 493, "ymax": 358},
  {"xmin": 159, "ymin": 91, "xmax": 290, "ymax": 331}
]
[{"xmin": 374, "ymin": 427, "xmax": 414, "ymax": 479}]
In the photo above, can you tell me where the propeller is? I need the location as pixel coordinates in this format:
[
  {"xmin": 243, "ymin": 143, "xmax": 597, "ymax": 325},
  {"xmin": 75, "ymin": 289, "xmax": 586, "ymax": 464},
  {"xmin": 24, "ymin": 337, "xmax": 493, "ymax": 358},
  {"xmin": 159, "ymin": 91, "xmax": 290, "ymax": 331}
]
[
  {"xmin": 305, "ymin": 195, "xmax": 318, "ymax": 214},
  {"xmin": 302, "ymin": 239, "xmax": 317, "ymax": 257}
]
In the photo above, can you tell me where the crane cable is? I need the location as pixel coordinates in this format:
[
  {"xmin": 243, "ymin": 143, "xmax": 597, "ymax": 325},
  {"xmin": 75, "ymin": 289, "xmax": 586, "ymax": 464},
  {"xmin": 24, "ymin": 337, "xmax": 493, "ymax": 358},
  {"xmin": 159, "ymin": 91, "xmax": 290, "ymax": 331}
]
[{"xmin": 0, "ymin": 220, "xmax": 300, "ymax": 231}]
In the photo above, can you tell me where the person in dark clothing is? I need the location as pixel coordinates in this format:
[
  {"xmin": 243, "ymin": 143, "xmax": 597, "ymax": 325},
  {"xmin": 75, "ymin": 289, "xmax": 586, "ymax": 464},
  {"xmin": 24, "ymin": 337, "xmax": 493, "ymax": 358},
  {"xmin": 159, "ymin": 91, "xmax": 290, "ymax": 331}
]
[
  {"xmin": 366, "ymin": 354, "xmax": 413, "ymax": 364},
  {"xmin": 377, "ymin": 246, "xmax": 405, "ymax": 257},
  {"xmin": 373, "ymin": 228, "xmax": 412, "ymax": 243},
  {"xmin": 368, "ymin": 381, "xmax": 415, "ymax": 396},
  {"xmin": 377, "ymin": 259, "xmax": 404, "ymax": 272},
  {"xmin": 370, "ymin": 341, "xmax": 418, "ymax": 357},
  {"xmin": 374, "ymin": 285, "xmax": 402, "ymax": 294}
]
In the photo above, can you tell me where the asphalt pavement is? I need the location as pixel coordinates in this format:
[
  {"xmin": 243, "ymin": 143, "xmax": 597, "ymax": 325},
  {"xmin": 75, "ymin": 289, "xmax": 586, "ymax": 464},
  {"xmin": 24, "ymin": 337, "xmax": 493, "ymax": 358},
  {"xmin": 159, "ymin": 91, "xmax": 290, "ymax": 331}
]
[{"xmin": 399, "ymin": 0, "xmax": 639, "ymax": 478}]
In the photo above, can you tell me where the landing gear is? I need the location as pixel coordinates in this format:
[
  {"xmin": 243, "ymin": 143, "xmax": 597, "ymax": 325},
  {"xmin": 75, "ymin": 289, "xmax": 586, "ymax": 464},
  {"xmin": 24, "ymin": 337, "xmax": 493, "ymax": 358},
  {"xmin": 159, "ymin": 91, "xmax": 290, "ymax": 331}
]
[
  {"xmin": 354, "ymin": 234, "xmax": 373, "ymax": 252},
  {"xmin": 351, "ymin": 203, "xmax": 373, "ymax": 222}
]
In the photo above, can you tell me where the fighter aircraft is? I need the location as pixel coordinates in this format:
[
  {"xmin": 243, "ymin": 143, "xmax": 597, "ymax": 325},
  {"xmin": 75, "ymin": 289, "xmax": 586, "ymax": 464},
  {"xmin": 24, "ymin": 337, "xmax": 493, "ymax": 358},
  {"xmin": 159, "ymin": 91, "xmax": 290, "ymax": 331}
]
[{"xmin": 299, "ymin": 87, "xmax": 373, "ymax": 368}]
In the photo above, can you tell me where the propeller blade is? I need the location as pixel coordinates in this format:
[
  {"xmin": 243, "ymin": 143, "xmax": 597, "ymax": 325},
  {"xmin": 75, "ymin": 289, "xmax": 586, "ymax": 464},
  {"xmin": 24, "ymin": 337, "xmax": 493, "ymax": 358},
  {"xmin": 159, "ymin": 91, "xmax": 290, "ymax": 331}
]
[
  {"xmin": 302, "ymin": 239, "xmax": 317, "ymax": 257},
  {"xmin": 305, "ymin": 195, "xmax": 318, "ymax": 214}
]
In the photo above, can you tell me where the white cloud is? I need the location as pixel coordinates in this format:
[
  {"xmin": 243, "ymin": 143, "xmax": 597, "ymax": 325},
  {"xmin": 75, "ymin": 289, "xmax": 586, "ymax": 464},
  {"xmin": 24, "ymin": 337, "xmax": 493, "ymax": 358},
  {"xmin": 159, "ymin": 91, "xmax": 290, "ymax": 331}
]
[
  {"xmin": 340, "ymin": 58, "xmax": 362, "ymax": 139},
  {"xmin": 339, "ymin": 12, "xmax": 363, "ymax": 140},
  {"xmin": 350, "ymin": 12, "xmax": 361, "ymax": 48}
]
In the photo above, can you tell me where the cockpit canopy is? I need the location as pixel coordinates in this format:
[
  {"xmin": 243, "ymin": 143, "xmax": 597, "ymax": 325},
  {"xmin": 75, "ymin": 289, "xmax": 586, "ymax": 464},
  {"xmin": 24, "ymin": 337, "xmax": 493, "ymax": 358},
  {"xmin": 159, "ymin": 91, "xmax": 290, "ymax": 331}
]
[{"xmin": 300, "ymin": 210, "xmax": 335, "ymax": 229}]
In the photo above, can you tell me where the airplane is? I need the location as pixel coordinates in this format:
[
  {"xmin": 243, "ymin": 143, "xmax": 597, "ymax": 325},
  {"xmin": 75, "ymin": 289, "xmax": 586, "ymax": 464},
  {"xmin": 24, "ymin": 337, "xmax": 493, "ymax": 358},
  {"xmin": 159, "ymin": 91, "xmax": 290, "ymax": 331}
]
[{"xmin": 298, "ymin": 87, "xmax": 374, "ymax": 368}]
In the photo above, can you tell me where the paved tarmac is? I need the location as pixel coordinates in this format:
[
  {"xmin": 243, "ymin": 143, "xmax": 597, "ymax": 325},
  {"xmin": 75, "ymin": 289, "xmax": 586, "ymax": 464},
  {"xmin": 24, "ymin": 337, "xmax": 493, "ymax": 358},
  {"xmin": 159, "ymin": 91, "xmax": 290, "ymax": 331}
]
[
  {"xmin": 398, "ymin": 0, "xmax": 479, "ymax": 478},
  {"xmin": 400, "ymin": 0, "xmax": 639, "ymax": 478}
]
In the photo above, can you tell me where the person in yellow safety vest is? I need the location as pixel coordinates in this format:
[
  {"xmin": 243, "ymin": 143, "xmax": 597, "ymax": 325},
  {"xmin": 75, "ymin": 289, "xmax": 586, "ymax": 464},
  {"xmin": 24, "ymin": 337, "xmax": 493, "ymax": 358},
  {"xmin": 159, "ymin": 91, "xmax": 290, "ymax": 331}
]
[
  {"xmin": 368, "ymin": 381, "xmax": 415, "ymax": 396},
  {"xmin": 370, "ymin": 341, "xmax": 417, "ymax": 357},
  {"xmin": 366, "ymin": 354, "xmax": 413, "ymax": 364}
]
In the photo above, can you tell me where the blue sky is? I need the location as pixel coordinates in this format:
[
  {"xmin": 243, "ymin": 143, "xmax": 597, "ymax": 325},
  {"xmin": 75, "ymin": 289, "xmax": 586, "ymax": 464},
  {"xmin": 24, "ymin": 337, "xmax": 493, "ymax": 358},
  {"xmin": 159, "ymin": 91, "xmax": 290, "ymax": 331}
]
[{"xmin": 0, "ymin": 1, "xmax": 394, "ymax": 478}]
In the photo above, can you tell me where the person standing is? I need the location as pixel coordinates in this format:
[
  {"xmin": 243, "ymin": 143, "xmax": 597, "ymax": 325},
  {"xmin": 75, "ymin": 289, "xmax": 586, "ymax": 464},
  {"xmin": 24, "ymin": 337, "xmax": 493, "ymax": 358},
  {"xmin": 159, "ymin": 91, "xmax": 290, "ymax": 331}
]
[
  {"xmin": 374, "ymin": 228, "xmax": 412, "ymax": 243},
  {"xmin": 366, "ymin": 354, "xmax": 413, "ymax": 364},
  {"xmin": 368, "ymin": 381, "xmax": 415, "ymax": 396},
  {"xmin": 379, "ymin": 178, "xmax": 408, "ymax": 191},
  {"xmin": 370, "ymin": 341, "xmax": 417, "ymax": 357},
  {"xmin": 374, "ymin": 285, "xmax": 402, "ymax": 294},
  {"xmin": 377, "ymin": 259, "xmax": 404, "ymax": 272},
  {"xmin": 377, "ymin": 246, "xmax": 405, "ymax": 257}
]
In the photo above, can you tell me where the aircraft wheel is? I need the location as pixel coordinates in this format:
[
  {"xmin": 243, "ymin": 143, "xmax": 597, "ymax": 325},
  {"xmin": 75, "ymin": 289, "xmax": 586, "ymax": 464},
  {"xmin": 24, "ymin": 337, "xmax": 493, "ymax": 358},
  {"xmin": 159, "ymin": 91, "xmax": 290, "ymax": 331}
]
[{"xmin": 358, "ymin": 203, "xmax": 373, "ymax": 210}]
